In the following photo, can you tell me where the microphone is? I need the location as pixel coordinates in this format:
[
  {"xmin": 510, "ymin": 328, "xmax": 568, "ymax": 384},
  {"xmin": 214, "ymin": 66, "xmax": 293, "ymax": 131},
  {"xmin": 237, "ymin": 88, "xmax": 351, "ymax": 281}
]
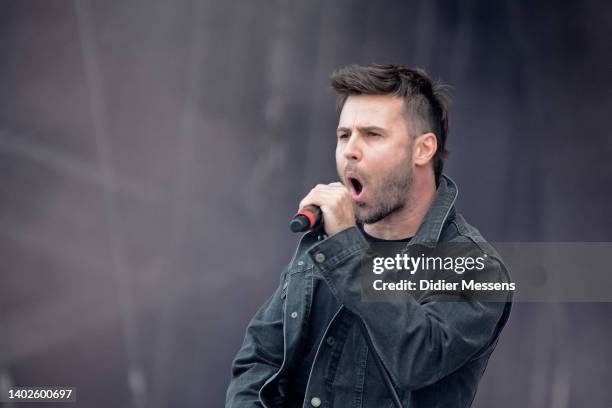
[{"xmin": 289, "ymin": 205, "xmax": 322, "ymax": 233}]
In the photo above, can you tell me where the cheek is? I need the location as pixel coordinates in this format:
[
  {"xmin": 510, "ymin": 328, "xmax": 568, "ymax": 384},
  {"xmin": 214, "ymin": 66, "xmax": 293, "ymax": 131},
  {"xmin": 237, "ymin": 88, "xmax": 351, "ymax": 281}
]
[
  {"xmin": 335, "ymin": 148, "xmax": 344, "ymax": 170},
  {"xmin": 370, "ymin": 154, "xmax": 395, "ymax": 175},
  {"xmin": 368, "ymin": 154, "xmax": 404, "ymax": 184}
]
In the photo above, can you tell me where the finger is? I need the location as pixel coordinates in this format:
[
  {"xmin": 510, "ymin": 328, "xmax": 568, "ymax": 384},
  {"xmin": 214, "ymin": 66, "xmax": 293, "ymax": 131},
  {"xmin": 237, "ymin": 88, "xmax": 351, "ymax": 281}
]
[
  {"xmin": 298, "ymin": 189, "xmax": 326, "ymax": 210},
  {"xmin": 312, "ymin": 183, "xmax": 348, "ymax": 195},
  {"xmin": 299, "ymin": 189, "xmax": 346, "ymax": 212},
  {"xmin": 311, "ymin": 184, "xmax": 334, "ymax": 194},
  {"xmin": 326, "ymin": 181, "xmax": 349, "ymax": 191}
]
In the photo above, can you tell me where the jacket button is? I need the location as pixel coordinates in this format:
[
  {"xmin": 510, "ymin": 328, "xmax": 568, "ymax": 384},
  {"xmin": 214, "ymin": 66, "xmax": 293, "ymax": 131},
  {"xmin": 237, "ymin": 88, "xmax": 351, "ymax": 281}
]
[
  {"xmin": 326, "ymin": 336, "xmax": 335, "ymax": 346},
  {"xmin": 310, "ymin": 397, "xmax": 322, "ymax": 407},
  {"xmin": 290, "ymin": 312, "xmax": 298, "ymax": 319},
  {"xmin": 314, "ymin": 253, "xmax": 326, "ymax": 263}
]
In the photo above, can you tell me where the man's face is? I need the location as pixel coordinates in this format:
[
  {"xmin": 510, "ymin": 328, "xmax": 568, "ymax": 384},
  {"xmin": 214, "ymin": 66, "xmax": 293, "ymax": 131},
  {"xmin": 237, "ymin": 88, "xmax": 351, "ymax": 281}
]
[{"xmin": 336, "ymin": 94, "xmax": 415, "ymax": 224}]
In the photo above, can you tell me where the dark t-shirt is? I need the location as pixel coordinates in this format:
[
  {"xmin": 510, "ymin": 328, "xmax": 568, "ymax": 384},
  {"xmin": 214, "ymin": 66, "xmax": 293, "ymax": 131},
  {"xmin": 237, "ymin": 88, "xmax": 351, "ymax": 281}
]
[{"xmin": 286, "ymin": 225, "xmax": 412, "ymax": 404}]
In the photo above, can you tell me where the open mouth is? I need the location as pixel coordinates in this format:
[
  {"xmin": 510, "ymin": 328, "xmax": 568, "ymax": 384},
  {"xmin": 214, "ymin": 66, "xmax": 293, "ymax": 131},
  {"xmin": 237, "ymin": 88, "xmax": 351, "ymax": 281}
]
[
  {"xmin": 346, "ymin": 172, "xmax": 365, "ymax": 200},
  {"xmin": 349, "ymin": 177, "xmax": 363, "ymax": 195}
]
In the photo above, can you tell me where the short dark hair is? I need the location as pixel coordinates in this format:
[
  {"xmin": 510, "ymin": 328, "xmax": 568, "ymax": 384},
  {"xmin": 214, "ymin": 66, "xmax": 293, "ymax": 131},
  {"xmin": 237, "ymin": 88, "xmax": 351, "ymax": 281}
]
[{"xmin": 330, "ymin": 64, "xmax": 451, "ymax": 184}]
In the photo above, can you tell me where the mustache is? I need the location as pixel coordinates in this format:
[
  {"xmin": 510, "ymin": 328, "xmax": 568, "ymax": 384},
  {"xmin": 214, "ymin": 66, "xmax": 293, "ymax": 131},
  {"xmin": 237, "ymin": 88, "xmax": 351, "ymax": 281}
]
[{"xmin": 343, "ymin": 165, "xmax": 367, "ymax": 183}]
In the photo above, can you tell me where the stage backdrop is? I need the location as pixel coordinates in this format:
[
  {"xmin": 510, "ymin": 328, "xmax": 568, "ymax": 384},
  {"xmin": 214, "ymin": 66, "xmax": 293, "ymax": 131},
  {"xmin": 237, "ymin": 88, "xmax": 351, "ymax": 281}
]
[{"xmin": 0, "ymin": 1, "xmax": 610, "ymax": 407}]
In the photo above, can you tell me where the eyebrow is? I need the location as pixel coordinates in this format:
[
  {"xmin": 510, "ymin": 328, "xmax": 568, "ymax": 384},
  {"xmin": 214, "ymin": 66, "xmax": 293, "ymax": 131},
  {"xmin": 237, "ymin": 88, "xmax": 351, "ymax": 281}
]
[{"xmin": 336, "ymin": 126, "xmax": 386, "ymax": 134}]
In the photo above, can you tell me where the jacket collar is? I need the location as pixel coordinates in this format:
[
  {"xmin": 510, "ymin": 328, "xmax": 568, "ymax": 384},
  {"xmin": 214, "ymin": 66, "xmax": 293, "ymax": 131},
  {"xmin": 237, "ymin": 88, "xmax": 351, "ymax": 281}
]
[{"xmin": 409, "ymin": 174, "xmax": 458, "ymax": 248}]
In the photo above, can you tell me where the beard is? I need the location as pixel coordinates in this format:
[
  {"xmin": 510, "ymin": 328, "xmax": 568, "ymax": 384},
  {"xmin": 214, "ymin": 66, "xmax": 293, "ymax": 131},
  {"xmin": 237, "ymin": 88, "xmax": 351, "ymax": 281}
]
[{"xmin": 344, "ymin": 153, "xmax": 415, "ymax": 225}]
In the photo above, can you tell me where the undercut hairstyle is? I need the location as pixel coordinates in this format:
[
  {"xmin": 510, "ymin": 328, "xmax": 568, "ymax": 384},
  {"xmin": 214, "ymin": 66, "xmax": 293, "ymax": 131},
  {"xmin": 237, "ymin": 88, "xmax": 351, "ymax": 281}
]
[{"xmin": 331, "ymin": 64, "xmax": 451, "ymax": 184}]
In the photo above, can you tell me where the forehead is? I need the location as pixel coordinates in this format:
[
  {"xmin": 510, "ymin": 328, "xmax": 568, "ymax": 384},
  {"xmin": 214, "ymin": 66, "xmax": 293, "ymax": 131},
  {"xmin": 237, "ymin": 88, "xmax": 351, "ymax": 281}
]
[{"xmin": 338, "ymin": 94, "xmax": 406, "ymax": 128}]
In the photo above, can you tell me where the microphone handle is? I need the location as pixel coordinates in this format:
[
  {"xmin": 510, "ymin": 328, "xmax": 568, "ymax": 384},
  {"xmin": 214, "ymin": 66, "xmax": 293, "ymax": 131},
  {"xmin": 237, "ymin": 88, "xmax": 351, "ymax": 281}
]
[{"xmin": 289, "ymin": 205, "xmax": 322, "ymax": 233}]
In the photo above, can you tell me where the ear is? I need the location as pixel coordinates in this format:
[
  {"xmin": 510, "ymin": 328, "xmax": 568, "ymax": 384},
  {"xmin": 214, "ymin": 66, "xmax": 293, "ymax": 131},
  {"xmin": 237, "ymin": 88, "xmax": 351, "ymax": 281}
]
[{"xmin": 413, "ymin": 132, "xmax": 438, "ymax": 167}]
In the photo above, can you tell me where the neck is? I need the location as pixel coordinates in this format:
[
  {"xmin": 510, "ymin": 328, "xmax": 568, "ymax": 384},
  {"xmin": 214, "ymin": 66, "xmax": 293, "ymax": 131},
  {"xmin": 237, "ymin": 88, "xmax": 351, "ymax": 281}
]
[{"xmin": 363, "ymin": 173, "xmax": 437, "ymax": 240}]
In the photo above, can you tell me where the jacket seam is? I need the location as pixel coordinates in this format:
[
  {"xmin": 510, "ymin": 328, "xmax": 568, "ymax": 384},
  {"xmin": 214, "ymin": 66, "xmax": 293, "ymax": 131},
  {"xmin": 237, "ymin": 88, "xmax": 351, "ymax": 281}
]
[{"xmin": 316, "ymin": 245, "xmax": 365, "ymax": 273}]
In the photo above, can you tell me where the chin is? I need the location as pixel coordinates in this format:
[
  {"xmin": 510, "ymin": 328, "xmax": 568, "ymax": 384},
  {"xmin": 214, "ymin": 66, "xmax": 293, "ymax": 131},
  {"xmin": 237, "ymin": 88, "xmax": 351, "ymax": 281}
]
[{"xmin": 357, "ymin": 211, "xmax": 379, "ymax": 225}]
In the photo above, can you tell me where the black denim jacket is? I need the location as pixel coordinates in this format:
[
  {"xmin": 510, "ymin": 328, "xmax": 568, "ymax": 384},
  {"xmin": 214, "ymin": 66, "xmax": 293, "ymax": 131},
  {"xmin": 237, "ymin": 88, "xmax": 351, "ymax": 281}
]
[{"xmin": 226, "ymin": 175, "xmax": 512, "ymax": 408}]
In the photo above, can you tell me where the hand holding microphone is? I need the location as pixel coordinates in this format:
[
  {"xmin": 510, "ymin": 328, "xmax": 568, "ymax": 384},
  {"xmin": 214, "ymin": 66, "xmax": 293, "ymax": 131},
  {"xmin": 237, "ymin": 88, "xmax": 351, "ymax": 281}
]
[{"xmin": 289, "ymin": 182, "xmax": 356, "ymax": 236}]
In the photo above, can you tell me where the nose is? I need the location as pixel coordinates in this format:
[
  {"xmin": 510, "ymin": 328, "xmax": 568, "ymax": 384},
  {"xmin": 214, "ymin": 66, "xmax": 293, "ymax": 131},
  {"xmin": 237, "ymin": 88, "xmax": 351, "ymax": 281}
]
[{"xmin": 343, "ymin": 134, "xmax": 362, "ymax": 162}]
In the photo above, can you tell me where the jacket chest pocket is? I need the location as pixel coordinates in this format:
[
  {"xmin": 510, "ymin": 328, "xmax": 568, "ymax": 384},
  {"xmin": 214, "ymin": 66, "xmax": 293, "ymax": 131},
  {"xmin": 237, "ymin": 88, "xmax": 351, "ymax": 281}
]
[
  {"xmin": 281, "ymin": 264, "xmax": 315, "ymax": 334},
  {"xmin": 282, "ymin": 260, "xmax": 313, "ymax": 300}
]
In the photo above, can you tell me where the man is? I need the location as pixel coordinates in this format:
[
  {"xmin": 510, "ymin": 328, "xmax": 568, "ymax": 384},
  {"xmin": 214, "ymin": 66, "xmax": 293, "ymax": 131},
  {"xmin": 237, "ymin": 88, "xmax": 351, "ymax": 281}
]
[{"xmin": 226, "ymin": 64, "xmax": 512, "ymax": 407}]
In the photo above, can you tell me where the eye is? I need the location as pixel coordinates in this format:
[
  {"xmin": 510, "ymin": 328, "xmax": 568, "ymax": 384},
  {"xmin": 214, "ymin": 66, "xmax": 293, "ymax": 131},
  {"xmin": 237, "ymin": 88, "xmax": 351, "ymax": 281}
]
[
  {"xmin": 367, "ymin": 131, "xmax": 380, "ymax": 137},
  {"xmin": 337, "ymin": 133, "xmax": 349, "ymax": 140}
]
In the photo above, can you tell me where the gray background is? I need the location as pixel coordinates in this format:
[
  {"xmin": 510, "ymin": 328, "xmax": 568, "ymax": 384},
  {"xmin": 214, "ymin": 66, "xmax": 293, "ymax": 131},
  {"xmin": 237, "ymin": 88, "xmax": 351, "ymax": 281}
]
[{"xmin": 0, "ymin": 0, "xmax": 611, "ymax": 407}]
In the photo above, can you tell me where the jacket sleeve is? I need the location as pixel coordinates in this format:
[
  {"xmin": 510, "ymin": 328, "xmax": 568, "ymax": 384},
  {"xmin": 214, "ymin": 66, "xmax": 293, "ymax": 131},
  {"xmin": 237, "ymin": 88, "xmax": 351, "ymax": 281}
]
[
  {"xmin": 307, "ymin": 226, "xmax": 512, "ymax": 391},
  {"xmin": 225, "ymin": 269, "xmax": 287, "ymax": 407}
]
